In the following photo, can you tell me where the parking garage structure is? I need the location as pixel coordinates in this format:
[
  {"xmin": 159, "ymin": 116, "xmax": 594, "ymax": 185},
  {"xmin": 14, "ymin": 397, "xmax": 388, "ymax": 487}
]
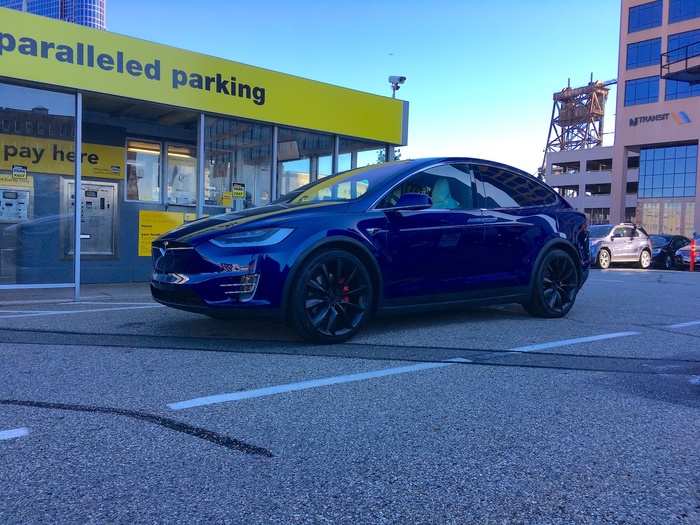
[{"xmin": 0, "ymin": 8, "xmax": 408, "ymax": 295}]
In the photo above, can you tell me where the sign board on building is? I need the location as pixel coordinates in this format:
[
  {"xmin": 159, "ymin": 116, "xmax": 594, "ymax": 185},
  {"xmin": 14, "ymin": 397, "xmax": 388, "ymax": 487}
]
[
  {"xmin": 0, "ymin": 134, "xmax": 123, "ymax": 179},
  {"xmin": 0, "ymin": 8, "xmax": 407, "ymax": 145},
  {"xmin": 232, "ymin": 182, "xmax": 246, "ymax": 199}
]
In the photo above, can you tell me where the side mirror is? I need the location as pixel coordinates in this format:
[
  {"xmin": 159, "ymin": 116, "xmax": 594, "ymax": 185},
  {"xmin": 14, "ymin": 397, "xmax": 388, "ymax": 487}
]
[{"xmin": 389, "ymin": 193, "xmax": 433, "ymax": 212}]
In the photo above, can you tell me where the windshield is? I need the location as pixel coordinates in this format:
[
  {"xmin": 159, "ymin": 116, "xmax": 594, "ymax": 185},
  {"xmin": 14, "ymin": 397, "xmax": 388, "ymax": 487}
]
[
  {"xmin": 649, "ymin": 235, "xmax": 670, "ymax": 248},
  {"xmin": 589, "ymin": 225, "xmax": 613, "ymax": 238},
  {"xmin": 279, "ymin": 162, "xmax": 405, "ymax": 204}
]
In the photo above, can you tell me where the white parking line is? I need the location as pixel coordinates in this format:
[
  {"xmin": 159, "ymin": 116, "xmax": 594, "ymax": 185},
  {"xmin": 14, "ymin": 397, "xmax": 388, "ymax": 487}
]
[
  {"xmin": 667, "ymin": 320, "xmax": 700, "ymax": 329},
  {"xmin": 168, "ymin": 331, "xmax": 643, "ymax": 411},
  {"xmin": 0, "ymin": 296, "xmax": 105, "ymax": 307},
  {"xmin": 168, "ymin": 357, "xmax": 472, "ymax": 411},
  {"xmin": 0, "ymin": 427, "xmax": 29, "ymax": 441},
  {"xmin": 0, "ymin": 304, "xmax": 164, "ymax": 319},
  {"xmin": 508, "ymin": 332, "xmax": 640, "ymax": 353}
]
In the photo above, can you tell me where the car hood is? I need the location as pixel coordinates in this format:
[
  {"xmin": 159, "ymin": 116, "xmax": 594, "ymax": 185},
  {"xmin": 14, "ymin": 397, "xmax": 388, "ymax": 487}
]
[{"xmin": 158, "ymin": 200, "xmax": 349, "ymax": 244}]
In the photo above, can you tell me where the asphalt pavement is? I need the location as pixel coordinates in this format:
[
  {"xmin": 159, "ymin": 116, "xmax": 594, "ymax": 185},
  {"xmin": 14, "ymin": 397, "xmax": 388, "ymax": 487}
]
[{"xmin": 1, "ymin": 269, "xmax": 699, "ymax": 524}]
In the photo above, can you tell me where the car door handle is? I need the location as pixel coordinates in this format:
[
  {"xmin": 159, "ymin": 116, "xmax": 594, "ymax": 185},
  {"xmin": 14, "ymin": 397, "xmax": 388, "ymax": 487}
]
[{"xmin": 469, "ymin": 217, "xmax": 498, "ymax": 224}]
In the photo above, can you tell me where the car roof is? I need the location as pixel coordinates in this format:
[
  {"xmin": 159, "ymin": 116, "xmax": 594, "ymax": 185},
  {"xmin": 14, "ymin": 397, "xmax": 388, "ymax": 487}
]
[{"xmin": 401, "ymin": 157, "xmax": 534, "ymax": 179}]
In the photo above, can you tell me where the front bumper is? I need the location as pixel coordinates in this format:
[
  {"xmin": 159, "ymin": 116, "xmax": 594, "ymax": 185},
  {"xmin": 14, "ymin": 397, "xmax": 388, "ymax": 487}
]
[{"xmin": 150, "ymin": 240, "xmax": 289, "ymax": 314}]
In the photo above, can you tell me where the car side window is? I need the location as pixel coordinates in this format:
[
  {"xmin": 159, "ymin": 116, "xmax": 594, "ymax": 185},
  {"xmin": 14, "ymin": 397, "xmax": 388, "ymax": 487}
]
[
  {"xmin": 673, "ymin": 238, "xmax": 689, "ymax": 249},
  {"xmin": 614, "ymin": 227, "xmax": 635, "ymax": 238},
  {"xmin": 378, "ymin": 164, "xmax": 477, "ymax": 210},
  {"xmin": 471, "ymin": 164, "xmax": 558, "ymax": 209}
]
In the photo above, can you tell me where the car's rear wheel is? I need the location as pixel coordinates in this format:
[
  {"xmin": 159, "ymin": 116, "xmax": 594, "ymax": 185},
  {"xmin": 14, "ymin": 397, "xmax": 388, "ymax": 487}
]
[
  {"xmin": 639, "ymin": 249, "xmax": 651, "ymax": 269},
  {"xmin": 523, "ymin": 249, "xmax": 579, "ymax": 318},
  {"xmin": 597, "ymin": 248, "xmax": 611, "ymax": 269},
  {"xmin": 288, "ymin": 249, "xmax": 373, "ymax": 343},
  {"xmin": 663, "ymin": 254, "xmax": 674, "ymax": 270}
]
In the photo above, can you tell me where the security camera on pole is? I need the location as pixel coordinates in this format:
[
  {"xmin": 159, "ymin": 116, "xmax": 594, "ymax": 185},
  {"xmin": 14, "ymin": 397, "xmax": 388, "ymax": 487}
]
[
  {"xmin": 386, "ymin": 76, "xmax": 406, "ymax": 162},
  {"xmin": 388, "ymin": 75, "xmax": 406, "ymax": 99}
]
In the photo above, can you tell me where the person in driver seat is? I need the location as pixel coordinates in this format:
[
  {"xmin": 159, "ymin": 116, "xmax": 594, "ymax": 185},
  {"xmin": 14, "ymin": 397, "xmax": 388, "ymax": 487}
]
[{"xmin": 431, "ymin": 177, "xmax": 460, "ymax": 209}]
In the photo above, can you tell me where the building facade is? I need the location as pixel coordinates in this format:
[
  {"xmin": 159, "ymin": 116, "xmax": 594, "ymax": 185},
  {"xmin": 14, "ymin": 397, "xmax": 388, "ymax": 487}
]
[
  {"xmin": 0, "ymin": 8, "xmax": 407, "ymax": 294},
  {"xmin": 545, "ymin": 146, "xmax": 640, "ymax": 224},
  {"xmin": 0, "ymin": 0, "xmax": 106, "ymax": 29},
  {"xmin": 612, "ymin": 0, "xmax": 700, "ymax": 237}
]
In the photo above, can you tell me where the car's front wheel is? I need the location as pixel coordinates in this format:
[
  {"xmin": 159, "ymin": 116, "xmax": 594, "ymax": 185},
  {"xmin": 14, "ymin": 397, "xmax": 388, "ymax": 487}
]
[
  {"xmin": 597, "ymin": 248, "xmax": 611, "ymax": 269},
  {"xmin": 288, "ymin": 249, "xmax": 373, "ymax": 343},
  {"xmin": 523, "ymin": 249, "xmax": 579, "ymax": 318},
  {"xmin": 639, "ymin": 250, "xmax": 651, "ymax": 269}
]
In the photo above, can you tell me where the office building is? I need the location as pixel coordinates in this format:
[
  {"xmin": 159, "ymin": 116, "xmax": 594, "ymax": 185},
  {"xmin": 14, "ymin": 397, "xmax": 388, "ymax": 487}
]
[
  {"xmin": 612, "ymin": 0, "xmax": 700, "ymax": 236},
  {"xmin": 0, "ymin": 0, "xmax": 106, "ymax": 29}
]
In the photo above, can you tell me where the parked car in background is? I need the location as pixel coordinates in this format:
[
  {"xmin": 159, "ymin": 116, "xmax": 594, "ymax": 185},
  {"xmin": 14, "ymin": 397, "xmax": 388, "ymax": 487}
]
[
  {"xmin": 589, "ymin": 223, "xmax": 653, "ymax": 269},
  {"xmin": 675, "ymin": 235, "xmax": 700, "ymax": 271},
  {"xmin": 649, "ymin": 235, "xmax": 690, "ymax": 270},
  {"xmin": 151, "ymin": 158, "xmax": 590, "ymax": 342}
]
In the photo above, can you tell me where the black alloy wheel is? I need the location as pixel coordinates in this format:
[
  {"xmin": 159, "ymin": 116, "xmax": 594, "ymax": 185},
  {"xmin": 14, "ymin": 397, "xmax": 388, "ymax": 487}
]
[
  {"xmin": 289, "ymin": 250, "xmax": 373, "ymax": 343},
  {"xmin": 524, "ymin": 249, "xmax": 579, "ymax": 318}
]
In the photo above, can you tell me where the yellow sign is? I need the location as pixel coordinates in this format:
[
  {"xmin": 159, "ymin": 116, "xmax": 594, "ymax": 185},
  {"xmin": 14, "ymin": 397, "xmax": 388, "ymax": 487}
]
[
  {"xmin": 231, "ymin": 182, "xmax": 246, "ymax": 199},
  {"xmin": 0, "ymin": 172, "xmax": 33, "ymax": 188},
  {"xmin": 138, "ymin": 210, "xmax": 189, "ymax": 257},
  {"xmin": 0, "ymin": 9, "xmax": 406, "ymax": 144},
  {"xmin": 221, "ymin": 191, "xmax": 233, "ymax": 207},
  {"xmin": 0, "ymin": 134, "xmax": 124, "ymax": 179}
]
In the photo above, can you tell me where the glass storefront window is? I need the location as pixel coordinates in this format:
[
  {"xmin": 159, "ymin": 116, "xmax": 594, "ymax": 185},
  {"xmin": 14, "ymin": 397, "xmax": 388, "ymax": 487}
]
[
  {"xmin": 339, "ymin": 138, "xmax": 387, "ymax": 169},
  {"xmin": 204, "ymin": 116, "xmax": 272, "ymax": 210},
  {"xmin": 639, "ymin": 144, "xmax": 697, "ymax": 198},
  {"xmin": 126, "ymin": 140, "xmax": 161, "ymax": 202},
  {"xmin": 277, "ymin": 128, "xmax": 334, "ymax": 195},
  {"xmin": 639, "ymin": 202, "xmax": 661, "ymax": 234},
  {"xmin": 338, "ymin": 153, "xmax": 352, "ymax": 172},
  {"xmin": 166, "ymin": 145, "xmax": 197, "ymax": 206},
  {"xmin": 0, "ymin": 82, "xmax": 75, "ymax": 286},
  {"xmin": 684, "ymin": 203, "xmax": 696, "ymax": 237},
  {"xmin": 318, "ymin": 155, "xmax": 333, "ymax": 179},
  {"xmin": 662, "ymin": 202, "xmax": 682, "ymax": 233}
]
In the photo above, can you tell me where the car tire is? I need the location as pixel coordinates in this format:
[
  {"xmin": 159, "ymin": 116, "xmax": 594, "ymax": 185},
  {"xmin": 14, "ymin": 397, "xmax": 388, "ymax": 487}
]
[
  {"xmin": 523, "ymin": 249, "xmax": 579, "ymax": 318},
  {"xmin": 288, "ymin": 249, "xmax": 374, "ymax": 343},
  {"xmin": 663, "ymin": 254, "xmax": 674, "ymax": 270},
  {"xmin": 597, "ymin": 248, "xmax": 611, "ymax": 269},
  {"xmin": 639, "ymin": 250, "xmax": 651, "ymax": 270}
]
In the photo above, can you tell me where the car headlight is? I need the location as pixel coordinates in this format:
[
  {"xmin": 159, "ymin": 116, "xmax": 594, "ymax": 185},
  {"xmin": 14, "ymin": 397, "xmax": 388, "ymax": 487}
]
[
  {"xmin": 210, "ymin": 228, "xmax": 294, "ymax": 248},
  {"xmin": 652, "ymin": 248, "xmax": 661, "ymax": 255}
]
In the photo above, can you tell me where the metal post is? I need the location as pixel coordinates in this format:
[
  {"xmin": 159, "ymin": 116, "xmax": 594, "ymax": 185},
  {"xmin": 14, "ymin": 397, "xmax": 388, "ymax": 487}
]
[
  {"xmin": 271, "ymin": 126, "xmax": 279, "ymax": 200},
  {"xmin": 73, "ymin": 92, "xmax": 82, "ymax": 301},
  {"xmin": 196, "ymin": 113, "xmax": 205, "ymax": 218},
  {"xmin": 332, "ymin": 136, "xmax": 339, "ymax": 174},
  {"xmin": 386, "ymin": 145, "xmax": 395, "ymax": 163}
]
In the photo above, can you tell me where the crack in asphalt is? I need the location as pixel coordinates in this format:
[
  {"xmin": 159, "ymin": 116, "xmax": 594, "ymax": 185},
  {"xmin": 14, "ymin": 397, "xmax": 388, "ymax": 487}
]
[{"xmin": 0, "ymin": 399, "xmax": 273, "ymax": 458}]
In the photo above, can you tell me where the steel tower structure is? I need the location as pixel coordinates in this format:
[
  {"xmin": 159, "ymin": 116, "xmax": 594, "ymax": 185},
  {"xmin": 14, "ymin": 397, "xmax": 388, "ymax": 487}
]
[{"xmin": 540, "ymin": 77, "xmax": 615, "ymax": 177}]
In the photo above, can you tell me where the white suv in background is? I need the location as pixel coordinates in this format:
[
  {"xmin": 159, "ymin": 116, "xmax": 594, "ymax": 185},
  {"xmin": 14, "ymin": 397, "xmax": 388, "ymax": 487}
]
[{"xmin": 589, "ymin": 223, "xmax": 653, "ymax": 270}]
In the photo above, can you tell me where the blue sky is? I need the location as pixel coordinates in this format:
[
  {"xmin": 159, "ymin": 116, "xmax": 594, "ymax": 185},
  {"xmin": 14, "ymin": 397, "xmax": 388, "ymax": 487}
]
[{"xmin": 109, "ymin": 0, "xmax": 621, "ymax": 173}]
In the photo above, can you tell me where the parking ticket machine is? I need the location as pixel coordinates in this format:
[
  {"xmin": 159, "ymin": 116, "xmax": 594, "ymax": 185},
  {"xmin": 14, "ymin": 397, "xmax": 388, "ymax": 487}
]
[
  {"xmin": 0, "ymin": 184, "xmax": 33, "ymax": 282},
  {"xmin": 0, "ymin": 188, "xmax": 31, "ymax": 222}
]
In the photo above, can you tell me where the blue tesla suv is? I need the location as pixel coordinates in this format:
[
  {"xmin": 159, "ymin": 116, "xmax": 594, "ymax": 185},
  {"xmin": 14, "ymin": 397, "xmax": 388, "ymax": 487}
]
[{"xmin": 151, "ymin": 158, "xmax": 590, "ymax": 342}]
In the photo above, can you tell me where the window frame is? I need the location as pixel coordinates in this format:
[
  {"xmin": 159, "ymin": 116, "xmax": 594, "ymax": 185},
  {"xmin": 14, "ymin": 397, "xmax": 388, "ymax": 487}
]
[
  {"xmin": 124, "ymin": 137, "xmax": 163, "ymax": 204},
  {"xmin": 628, "ymin": 0, "xmax": 663, "ymax": 33},
  {"xmin": 626, "ymin": 37, "xmax": 662, "ymax": 70},
  {"xmin": 624, "ymin": 75, "xmax": 660, "ymax": 106},
  {"xmin": 471, "ymin": 163, "xmax": 559, "ymax": 210},
  {"xmin": 164, "ymin": 142, "xmax": 198, "ymax": 208},
  {"xmin": 669, "ymin": 0, "xmax": 700, "ymax": 23},
  {"xmin": 373, "ymin": 162, "xmax": 479, "ymax": 211}
]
